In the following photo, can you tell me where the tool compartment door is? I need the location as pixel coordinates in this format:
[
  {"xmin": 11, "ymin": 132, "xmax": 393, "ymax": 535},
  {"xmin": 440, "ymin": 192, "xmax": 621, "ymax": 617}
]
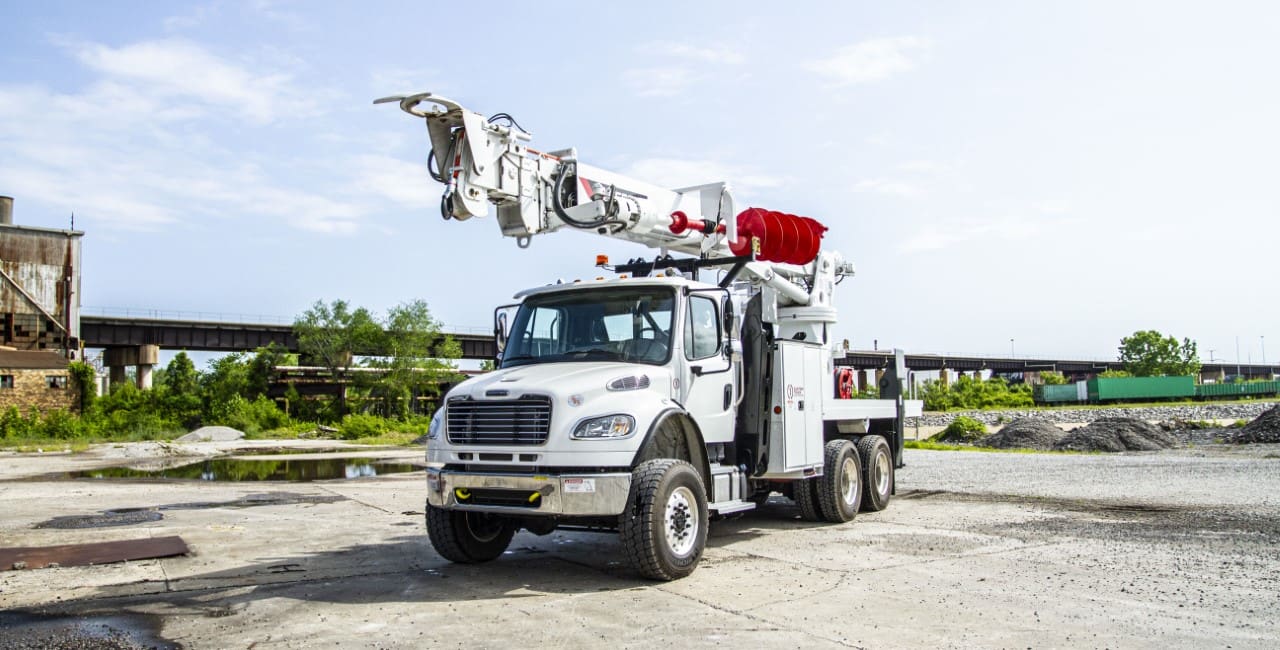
[{"xmin": 769, "ymin": 341, "xmax": 825, "ymax": 474}]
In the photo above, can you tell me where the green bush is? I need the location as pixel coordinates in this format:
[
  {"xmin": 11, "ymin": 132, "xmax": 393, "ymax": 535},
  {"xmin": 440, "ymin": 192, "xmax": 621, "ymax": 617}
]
[
  {"xmin": 68, "ymin": 362, "xmax": 97, "ymax": 413},
  {"xmin": 1039, "ymin": 371, "xmax": 1068, "ymax": 385},
  {"xmin": 218, "ymin": 395, "xmax": 291, "ymax": 435},
  {"xmin": 930, "ymin": 415, "xmax": 987, "ymax": 443},
  {"xmin": 922, "ymin": 376, "xmax": 1034, "ymax": 411},
  {"xmin": 339, "ymin": 413, "xmax": 390, "ymax": 439}
]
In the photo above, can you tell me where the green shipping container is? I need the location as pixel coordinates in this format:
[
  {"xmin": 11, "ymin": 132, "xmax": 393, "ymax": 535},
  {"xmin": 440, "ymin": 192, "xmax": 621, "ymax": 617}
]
[
  {"xmin": 1035, "ymin": 384, "xmax": 1084, "ymax": 403},
  {"xmin": 1196, "ymin": 381, "xmax": 1280, "ymax": 398},
  {"xmin": 1087, "ymin": 376, "xmax": 1196, "ymax": 402}
]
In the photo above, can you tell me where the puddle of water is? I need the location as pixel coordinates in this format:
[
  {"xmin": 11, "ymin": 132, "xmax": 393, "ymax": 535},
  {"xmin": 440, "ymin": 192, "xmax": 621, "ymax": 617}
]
[
  {"xmin": 70, "ymin": 457, "xmax": 422, "ymax": 482},
  {"xmin": 36, "ymin": 508, "xmax": 164, "ymax": 529}
]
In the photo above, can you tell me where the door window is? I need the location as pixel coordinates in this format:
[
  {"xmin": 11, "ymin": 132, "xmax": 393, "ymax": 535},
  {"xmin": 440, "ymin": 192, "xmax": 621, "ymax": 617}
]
[{"xmin": 684, "ymin": 296, "xmax": 721, "ymax": 360}]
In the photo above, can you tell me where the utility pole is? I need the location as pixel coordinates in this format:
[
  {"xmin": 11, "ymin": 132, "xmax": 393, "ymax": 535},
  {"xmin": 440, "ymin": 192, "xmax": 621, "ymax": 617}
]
[
  {"xmin": 1236, "ymin": 336, "xmax": 1242, "ymax": 380},
  {"xmin": 1010, "ymin": 338, "xmax": 1015, "ymax": 358}
]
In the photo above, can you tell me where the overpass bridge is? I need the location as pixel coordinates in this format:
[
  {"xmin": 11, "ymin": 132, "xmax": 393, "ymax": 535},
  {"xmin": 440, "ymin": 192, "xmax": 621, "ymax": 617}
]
[{"xmin": 80, "ymin": 314, "xmax": 1276, "ymax": 386}]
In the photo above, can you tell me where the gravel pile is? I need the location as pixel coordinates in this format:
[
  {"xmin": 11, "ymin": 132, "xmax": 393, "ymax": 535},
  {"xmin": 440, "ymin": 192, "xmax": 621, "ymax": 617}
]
[
  {"xmin": 1052, "ymin": 417, "xmax": 1179, "ymax": 452},
  {"xmin": 1231, "ymin": 405, "xmax": 1280, "ymax": 444},
  {"xmin": 916, "ymin": 402, "xmax": 1273, "ymax": 427},
  {"xmin": 976, "ymin": 419, "xmax": 1064, "ymax": 450}
]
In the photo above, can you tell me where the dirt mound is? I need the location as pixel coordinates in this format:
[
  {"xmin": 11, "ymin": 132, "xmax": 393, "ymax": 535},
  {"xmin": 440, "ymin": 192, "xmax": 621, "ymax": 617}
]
[
  {"xmin": 1231, "ymin": 405, "xmax": 1280, "ymax": 444},
  {"xmin": 976, "ymin": 419, "xmax": 1064, "ymax": 450},
  {"xmin": 1052, "ymin": 417, "xmax": 1177, "ymax": 452}
]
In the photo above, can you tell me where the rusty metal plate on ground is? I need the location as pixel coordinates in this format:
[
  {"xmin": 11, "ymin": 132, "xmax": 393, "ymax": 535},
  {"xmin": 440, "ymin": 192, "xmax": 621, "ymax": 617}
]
[{"xmin": 0, "ymin": 536, "xmax": 189, "ymax": 570}]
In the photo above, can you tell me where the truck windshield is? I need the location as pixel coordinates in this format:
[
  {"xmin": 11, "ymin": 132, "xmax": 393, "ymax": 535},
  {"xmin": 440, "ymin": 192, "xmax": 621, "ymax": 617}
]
[{"xmin": 501, "ymin": 287, "xmax": 675, "ymax": 368}]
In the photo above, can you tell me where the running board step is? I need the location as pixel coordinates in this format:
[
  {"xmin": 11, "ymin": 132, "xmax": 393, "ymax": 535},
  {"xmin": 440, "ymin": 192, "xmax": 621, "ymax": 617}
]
[{"xmin": 709, "ymin": 500, "xmax": 756, "ymax": 515}]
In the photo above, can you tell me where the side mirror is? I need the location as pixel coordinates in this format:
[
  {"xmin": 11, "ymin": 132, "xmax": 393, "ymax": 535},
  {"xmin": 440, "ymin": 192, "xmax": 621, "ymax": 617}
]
[{"xmin": 493, "ymin": 304, "xmax": 518, "ymax": 357}]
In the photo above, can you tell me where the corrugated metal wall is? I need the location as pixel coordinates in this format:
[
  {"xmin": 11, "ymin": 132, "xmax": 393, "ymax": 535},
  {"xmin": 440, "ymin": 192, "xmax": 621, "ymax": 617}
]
[{"xmin": 0, "ymin": 225, "xmax": 82, "ymax": 355}]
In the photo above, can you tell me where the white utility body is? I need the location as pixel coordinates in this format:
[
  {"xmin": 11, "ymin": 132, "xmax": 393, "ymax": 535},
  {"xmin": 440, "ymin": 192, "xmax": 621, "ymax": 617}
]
[{"xmin": 382, "ymin": 92, "xmax": 922, "ymax": 580}]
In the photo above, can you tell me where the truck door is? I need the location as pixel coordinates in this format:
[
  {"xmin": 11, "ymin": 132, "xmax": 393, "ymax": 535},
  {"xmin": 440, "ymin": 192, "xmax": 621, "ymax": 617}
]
[{"xmin": 680, "ymin": 293, "xmax": 735, "ymax": 444}]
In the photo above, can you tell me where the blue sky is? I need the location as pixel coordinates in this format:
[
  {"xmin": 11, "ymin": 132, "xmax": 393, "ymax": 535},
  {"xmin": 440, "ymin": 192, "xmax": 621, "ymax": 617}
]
[{"xmin": 1, "ymin": 1, "xmax": 1277, "ymax": 364}]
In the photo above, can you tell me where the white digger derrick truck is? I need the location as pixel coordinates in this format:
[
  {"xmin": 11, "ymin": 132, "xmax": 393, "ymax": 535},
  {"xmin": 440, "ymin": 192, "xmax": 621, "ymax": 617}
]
[{"xmin": 380, "ymin": 92, "xmax": 923, "ymax": 580}]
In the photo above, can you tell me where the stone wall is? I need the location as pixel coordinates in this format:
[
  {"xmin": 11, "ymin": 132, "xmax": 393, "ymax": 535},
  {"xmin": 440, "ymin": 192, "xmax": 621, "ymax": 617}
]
[{"xmin": 0, "ymin": 367, "xmax": 80, "ymax": 415}]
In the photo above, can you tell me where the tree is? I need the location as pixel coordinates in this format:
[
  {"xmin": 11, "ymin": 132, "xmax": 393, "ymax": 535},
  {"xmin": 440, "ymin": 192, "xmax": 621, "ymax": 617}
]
[
  {"xmin": 163, "ymin": 351, "xmax": 199, "ymax": 397},
  {"xmin": 1039, "ymin": 371, "xmax": 1068, "ymax": 385},
  {"xmin": 365, "ymin": 300, "xmax": 462, "ymax": 418},
  {"xmin": 163, "ymin": 351, "xmax": 203, "ymax": 428},
  {"xmin": 1118, "ymin": 330, "xmax": 1201, "ymax": 377},
  {"xmin": 294, "ymin": 299, "xmax": 382, "ymax": 415}
]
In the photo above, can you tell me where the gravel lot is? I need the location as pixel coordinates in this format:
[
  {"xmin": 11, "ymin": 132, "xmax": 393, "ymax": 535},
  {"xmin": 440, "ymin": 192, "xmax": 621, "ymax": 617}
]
[{"xmin": 1, "ymin": 440, "xmax": 1278, "ymax": 648}]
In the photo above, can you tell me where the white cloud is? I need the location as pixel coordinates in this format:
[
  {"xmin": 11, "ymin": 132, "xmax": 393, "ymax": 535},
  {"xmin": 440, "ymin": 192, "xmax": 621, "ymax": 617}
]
[
  {"xmin": 348, "ymin": 154, "xmax": 439, "ymax": 208},
  {"xmin": 622, "ymin": 157, "xmax": 787, "ymax": 198},
  {"xmin": 898, "ymin": 214, "xmax": 1056, "ymax": 253},
  {"xmin": 853, "ymin": 178, "xmax": 923, "ymax": 197},
  {"xmin": 806, "ymin": 36, "xmax": 930, "ymax": 85},
  {"xmin": 896, "ymin": 160, "xmax": 948, "ymax": 174},
  {"xmin": 624, "ymin": 66, "xmax": 695, "ymax": 97},
  {"xmin": 163, "ymin": 5, "xmax": 218, "ymax": 31},
  {"xmin": 370, "ymin": 67, "xmax": 445, "ymax": 97},
  {"xmin": 1034, "ymin": 200, "xmax": 1071, "ymax": 215},
  {"xmin": 0, "ymin": 39, "xmax": 366, "ymax": 234},
  {"xmin": 645, "ymin": 42, "xmax": 745, "ymax": 65},
  {"xmin": 66, "ymin": 38, "xmax": 312, "ymax": 124}
]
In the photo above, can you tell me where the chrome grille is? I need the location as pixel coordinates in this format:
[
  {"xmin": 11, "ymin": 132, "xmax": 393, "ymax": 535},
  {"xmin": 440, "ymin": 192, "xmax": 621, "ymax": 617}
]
[{"xmin": 446, "ymin": 395, "xmax": 552, "ymax": 445}]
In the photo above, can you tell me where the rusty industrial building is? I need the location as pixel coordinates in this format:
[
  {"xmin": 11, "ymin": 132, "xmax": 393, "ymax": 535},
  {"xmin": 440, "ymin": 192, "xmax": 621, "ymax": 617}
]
[{"xmin": 0, "ymin": 196, "xmax": 82, "ymax": 359}]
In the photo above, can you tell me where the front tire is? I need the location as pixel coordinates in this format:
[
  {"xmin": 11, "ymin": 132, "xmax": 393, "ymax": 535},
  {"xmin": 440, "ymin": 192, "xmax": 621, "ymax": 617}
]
[
  {"xmin": 620, "ymin": 459, "xmax": 708, "ymax": 581},
  {"xmin": 815, "ymin": 439, "xmax": 862, "ymax": 523},
  {"xmin": 857, "ymin": 435, "xmax": 894, "ymax": 512},
  {"xmin": 426, "ymin": 504, "xmax": 516, "ymax": 563}
]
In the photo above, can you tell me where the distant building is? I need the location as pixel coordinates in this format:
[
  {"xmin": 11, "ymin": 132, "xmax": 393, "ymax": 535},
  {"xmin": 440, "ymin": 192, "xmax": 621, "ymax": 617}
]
[
  {"xmin": 0, "ymin": 196, "xmax": 83, "ymax": 359},
  {"xmin": 0, "ymin": 348, "xmax": 80, "ymax": 414}
]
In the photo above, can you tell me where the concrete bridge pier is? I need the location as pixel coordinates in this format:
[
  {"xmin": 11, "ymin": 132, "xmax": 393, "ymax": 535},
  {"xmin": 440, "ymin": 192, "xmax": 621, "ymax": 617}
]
[{"xmin": 104, "ymin": 345, "xmax": 160, "ymax": 389}]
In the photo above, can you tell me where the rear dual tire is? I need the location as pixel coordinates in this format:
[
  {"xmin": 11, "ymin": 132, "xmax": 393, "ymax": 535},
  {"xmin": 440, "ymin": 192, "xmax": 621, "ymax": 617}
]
[{"xmin": 857, "ymin": 435, "xmax": 894, "ymax": 512}]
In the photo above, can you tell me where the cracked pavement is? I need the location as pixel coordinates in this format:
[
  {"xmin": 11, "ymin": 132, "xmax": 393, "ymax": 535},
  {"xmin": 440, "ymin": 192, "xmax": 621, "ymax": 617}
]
[{"xmin": 1, "ymin": 443, "xmax": 1278, "ymax": 648}]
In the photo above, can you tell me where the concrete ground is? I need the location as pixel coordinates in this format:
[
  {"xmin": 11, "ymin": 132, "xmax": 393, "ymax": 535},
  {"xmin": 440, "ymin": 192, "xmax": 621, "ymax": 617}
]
[{"xmin": 1, "ymin": 442, "xmax": 1278, "ymax": 649}]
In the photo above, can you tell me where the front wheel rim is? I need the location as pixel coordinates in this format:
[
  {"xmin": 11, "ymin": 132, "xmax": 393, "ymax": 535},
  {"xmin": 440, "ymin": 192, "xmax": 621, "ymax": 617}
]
[
  {"xmin": 664, "ymin": 486, "xmax": 699, "ymax": 557},
  {"xmin": 465, "ymin": 513, "xmax": 505, "ymax": 543}
]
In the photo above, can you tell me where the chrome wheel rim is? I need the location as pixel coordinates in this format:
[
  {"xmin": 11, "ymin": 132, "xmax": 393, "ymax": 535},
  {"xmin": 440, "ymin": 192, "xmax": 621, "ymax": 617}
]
[
  {"xmin": 875, "ymin": 450, "xmax": 890, "ymax": 495},
  {"xmin": 840, "ymin": 456, "xmax": 859, "ymax": 506},
  {"xmin": 664, "ymin": 486, "xmax": 699, "ymax": 557}
]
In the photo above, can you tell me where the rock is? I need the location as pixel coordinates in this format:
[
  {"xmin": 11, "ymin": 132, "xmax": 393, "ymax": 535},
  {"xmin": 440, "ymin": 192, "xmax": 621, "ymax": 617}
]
[
  {"xmin": 1052, "ymin": 417, "xmax": 1178, "ymax": 452},
  {"xmin": 977, "ymin": 419, "xmax": 1064, "ymax": 450},
  {"xmin": 175, "ymin": 426, "xmax": 246, "ymax": 443},
  {"xmin": 1231, "ymin": 405, "xmax": 1280, "ymax": 444}
]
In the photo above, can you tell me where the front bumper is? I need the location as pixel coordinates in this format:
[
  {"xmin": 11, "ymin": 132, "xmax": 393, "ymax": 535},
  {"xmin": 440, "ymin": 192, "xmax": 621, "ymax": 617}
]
[{"xmin": 426, "ymin": 468, "xmax": 632, "ymax": 517}]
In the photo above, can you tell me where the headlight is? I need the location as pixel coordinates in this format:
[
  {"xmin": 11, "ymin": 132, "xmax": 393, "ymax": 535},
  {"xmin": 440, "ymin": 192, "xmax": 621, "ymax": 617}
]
[
  {"xmin": 572, "ymin": 414, "xmax": 635, "ymax": 439},
  {"xmin": 427, "ymin": 409, "xmax": 444, "ymax": 440}
]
